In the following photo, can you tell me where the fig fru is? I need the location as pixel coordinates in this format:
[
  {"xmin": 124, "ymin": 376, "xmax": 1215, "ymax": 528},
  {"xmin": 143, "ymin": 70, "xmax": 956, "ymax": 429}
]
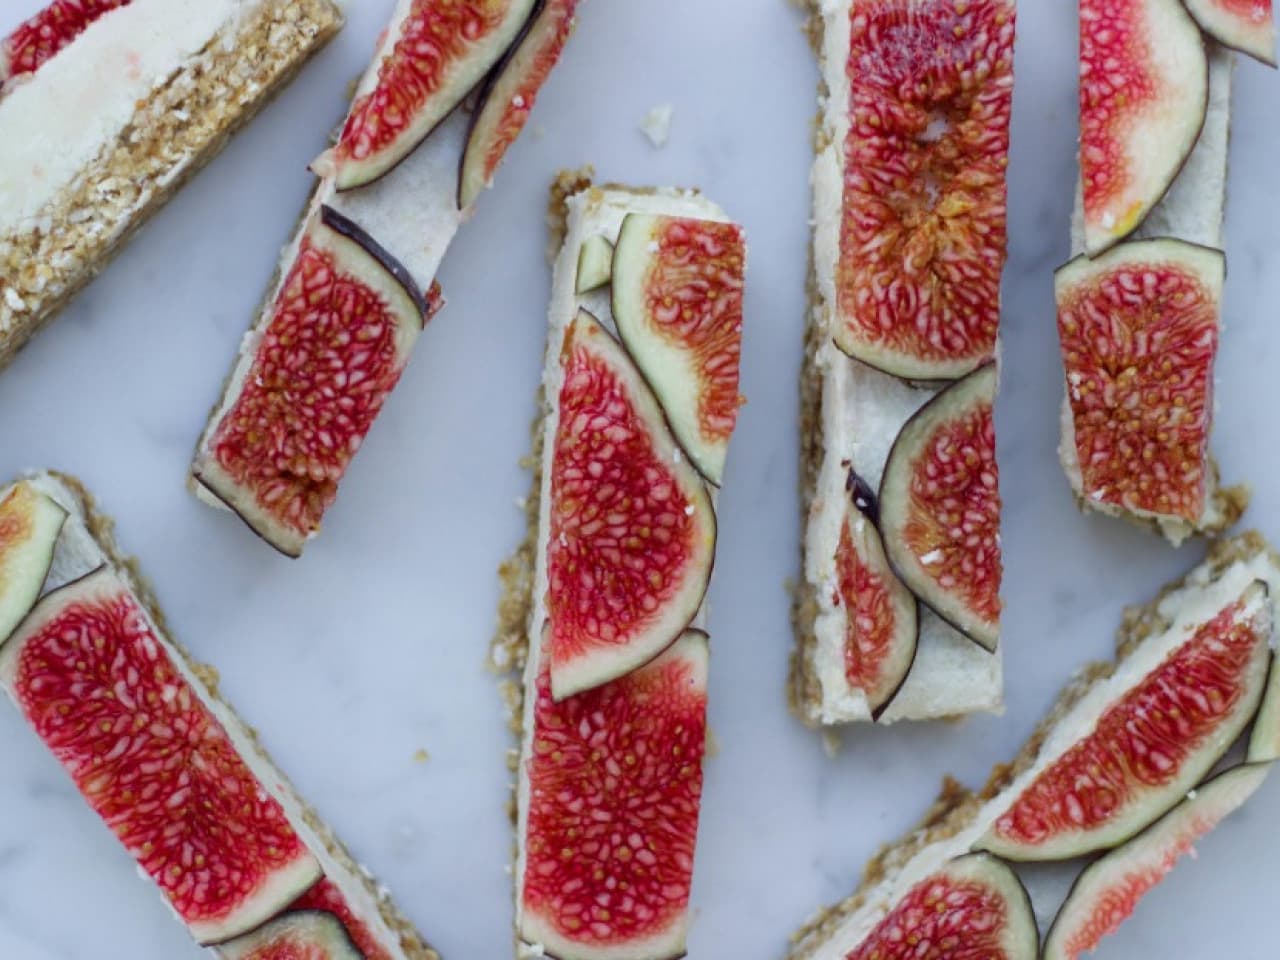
[
  {"xmin": 1247, "ymin": 650, "xmax": 1280, "ymax": 762},
  {"xmin": 194, "ymin": 206, "xmax": 428, "ymax": 558},
  {"xmin": 0, "ymin": 0, "xmax": 131, "ymax": 86},
  {"xmin": 835, "ymin": 476, "xmax": 920, "ymax": 719},
  {"xmin": 0, "ymin": 482, "xmax": 66, "ymax": 644},
  {"xmin": 978, "ymin": 580, "xmax": 1271, "ymax": 861},
  {"xmin": 1056, "ymin": 238, "xmax": 1224, "ymax": 528},
  {"xmin": 315, "ymin": 0, "xmax": 538, "ymax": 190},
  {"xmin": 1182, "ymin": 0, "xmax": 1275, "ymax": 67},
  {"xmin": 1078, "ymin": 0, "xmax": 1209, "ymax": 253},
  {"xmin": 612, "ymin": 213, "xmax": 747, "ymax": 486},
  {"xmin": 520, "ymin": 630, "xmax": 709, "ymax": 960},
  {"xmin": 833, "ymin": 0, "xmax": 1015, "ymax": 380},
  {"xmin": 575, "ymin": 234, "xmax": 615, "ymax": 295},
  {"xmin": 545, "ymin": 310, "xmax": 715, "ymax": 700},
  {"xmin": 1043, "ymin": 762, "xmax": 1272, "ymax": 960},
  {"xmin": 844, "ymin": 854, "xmax": 1038, "ymax": 960},
  {"xmin": 458, "ymin": 0, "xmax": 581, "ymax": 210},
  {"xmin": 287, "ymin": 877, "xmax": 398, "ymax": 960},
  {"xmin": 0, "ymin": 568, "xmax": 323, "ymax": 944},
  {"xmin": 219, "ymin": 909, "xmax": 365, "ymax": 960},
  {"xmin": 878, "ymin": 363, "xmax": 1003, "ymax": 652}
]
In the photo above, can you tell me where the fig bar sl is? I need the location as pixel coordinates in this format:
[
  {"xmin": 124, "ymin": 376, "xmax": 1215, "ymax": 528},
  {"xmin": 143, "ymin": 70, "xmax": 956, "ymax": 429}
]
[
  {"xmin": 1056, "ymin": 0, "xmax": 1250, "ymax": 543},
  {"xmin": 792, "ymin": 0, "xmax": 1014, "ymax": 727},
  {"xmin": 494, "ymin": 174, "xmax": 746, "ymax": 960},
  {"xmin": 0, "ymin": 472, "xmax": 436, "ymax": 959},
  {"xmin": 192, "ymin": 0, "xmax": 582, "ymax": 557},
  {"xmin": 790, "ymin": 530, "xmax": 1280, "ymax": 960},
  {"xmin": 0, "ymin": 0, "xmax": 343, "ymax": 370}
]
